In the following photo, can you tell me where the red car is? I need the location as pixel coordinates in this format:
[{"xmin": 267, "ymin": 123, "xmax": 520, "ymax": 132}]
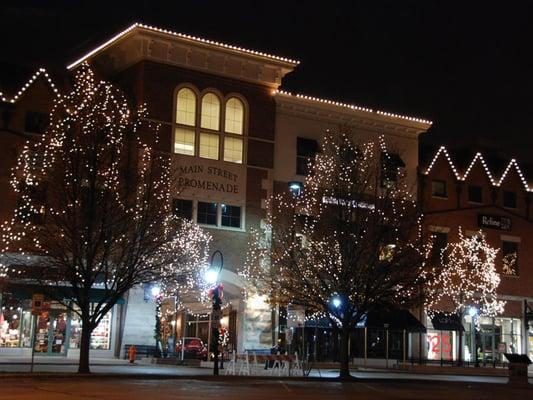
[{"xmin": 175, "ymin": 337, "xmax": 208, "ymax": 360}]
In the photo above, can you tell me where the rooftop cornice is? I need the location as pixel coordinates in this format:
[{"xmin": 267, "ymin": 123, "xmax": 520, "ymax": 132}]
[
  {"xmin": 275, "ymin": 90, "xmax": 433, "ymax": 132},
  {"xmin": 67, "ymin": 23, "xmax": 300, "ymax": 70}
]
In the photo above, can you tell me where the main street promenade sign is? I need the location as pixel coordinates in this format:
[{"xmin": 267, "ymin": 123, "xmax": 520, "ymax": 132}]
[{"xmin": 172, "ymin": 156, "xmax": 247, "ymax": 205}]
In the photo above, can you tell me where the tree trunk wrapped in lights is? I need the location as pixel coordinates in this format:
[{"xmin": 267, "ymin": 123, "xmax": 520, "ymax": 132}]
[
  {"xmin": 0, "ymin": 64, "xmax": 211, "ymax": 373},
  {"xmin": 240, "ymin": 132, "xmax": 430, "ymax": 379}
]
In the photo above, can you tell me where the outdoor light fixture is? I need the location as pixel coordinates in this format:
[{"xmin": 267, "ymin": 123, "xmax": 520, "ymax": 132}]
[
  {"xmin": 468, "ymin": 306, "xmax": 478, "ymax": 317},
  {"xmin": 332, "ymin": 296, "xmax": 342, "ymax": 308},
  {"xmin": 150, "ymin": 285, "xmax": 161, "ymax": 297},
  {"xmin": 288, "ymin": 181, "xmax": 302, "ymax": 197},
  {"xmin": 205, "ymin": 268, "xmax": 219, "ymax": 285}
]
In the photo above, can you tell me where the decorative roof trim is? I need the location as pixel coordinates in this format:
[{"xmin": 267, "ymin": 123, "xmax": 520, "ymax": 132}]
[
  {"xmin": 67, "ymin": 23, "xmax": 300, "ymax": 70},
  {"xmin": 423, "ymin": 146, "xmax": 532, "ymax": 192},
  {"xmin": 0, "ymin": 68, "xmax": 60, "ymax": 103},
  {"xmin": 275, "ymin": 90, "xmax": 433, "ymax": 126}
]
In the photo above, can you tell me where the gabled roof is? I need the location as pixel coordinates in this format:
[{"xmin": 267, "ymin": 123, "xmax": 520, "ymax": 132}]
[
  {"xmin": 0, "ymin": 63, "xmax": 60, "ymax": 103},
  {"xmin": 422, "ymin": 145, "xmax": 533, "ymax": 191},
  {"xmin": 67, "ymin": 22, "xmax": 300, "ymax": 70}
]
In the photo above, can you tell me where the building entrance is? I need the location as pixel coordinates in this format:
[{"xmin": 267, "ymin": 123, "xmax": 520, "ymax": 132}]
[{"xmin": 34, "ymin": 310, "xmax": 68, "ymax": 356}]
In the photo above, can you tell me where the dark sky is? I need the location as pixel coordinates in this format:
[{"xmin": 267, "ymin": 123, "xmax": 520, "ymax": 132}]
[{"xmin": 2, "ymin": 1, "xmax": 533, "ymax": 151}]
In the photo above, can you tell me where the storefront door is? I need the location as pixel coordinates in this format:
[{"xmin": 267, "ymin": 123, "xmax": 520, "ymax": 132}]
[{"xmin": 34, "ymin": 310, "xmax": 68, "ymax": 356}]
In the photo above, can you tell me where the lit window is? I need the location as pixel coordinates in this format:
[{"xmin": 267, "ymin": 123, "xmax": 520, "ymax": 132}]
[
  {"xmin": 201, "ymin": 93, "xmax": 220, "ymax": 130},
  {"xmin": 174, "ymin": 127, "xmax": 195, "ymax": 155},
  {"xmin": 502, "ymin": 241, "xmax": 519, "ymax": 276},
  {"xmin": 199, "ymin": 133, "xmax": 219, "ymax": 160},
  {"xmin": 176, "ymin": 88, "xmax": 197, "ymax": 126},
  {"xmin": 221, "ymin": 204, "xmax": 241, "ymax": 228},
  {"xmin": 225, "ymin": 98, "xmax": 244, "ymax": 135},
  {"xmin": 223, "ymin": 137, "xmax": 243, "ymax": 164},
  {"xmin": 197, "ymin": 202, "xmax": 217, "ymax": 225}
]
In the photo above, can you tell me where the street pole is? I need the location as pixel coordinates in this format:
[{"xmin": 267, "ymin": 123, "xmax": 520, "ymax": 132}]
[{"xmin": 208, "ymin": 250, "xmax": 224, "ymax": 376}]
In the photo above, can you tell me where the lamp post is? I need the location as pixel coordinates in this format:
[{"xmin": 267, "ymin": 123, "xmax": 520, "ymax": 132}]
[
  {"xmin": 206, "ymin": 250, "xmax": 224, "ymax": 376},
  {"xmin": 468, "ymin": 307, "xmax": 479, "ymax": 367}
]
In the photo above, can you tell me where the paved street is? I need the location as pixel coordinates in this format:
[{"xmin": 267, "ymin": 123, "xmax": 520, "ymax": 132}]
[{"xmin": 0, "ymin": 377, "xmax": 531, "ymax": 400}]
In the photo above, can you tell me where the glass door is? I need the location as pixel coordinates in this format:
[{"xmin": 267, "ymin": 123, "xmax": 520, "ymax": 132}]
[{"xmin": 33, "ymin": 310, "xmax": 68, "ymax": 356}]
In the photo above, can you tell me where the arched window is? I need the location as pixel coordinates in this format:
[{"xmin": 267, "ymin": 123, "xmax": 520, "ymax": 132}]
[
  {"xmin": 176, "ymin": 88, "xmax": 196, "ymax": 126},
  {"xmin": 173, "ymin": 87, "xmax": 246, "ymax": 163},
  {"xmin": 200, "ymin": 93, "xmax": 220, "ymax": 130},
  {"xmin": 174, "ymin": 88, "xmax": 197, "ymax": 155},
  {"xmin": 225, "ymin": 97, "xmax": 244, "ymax": 135}
]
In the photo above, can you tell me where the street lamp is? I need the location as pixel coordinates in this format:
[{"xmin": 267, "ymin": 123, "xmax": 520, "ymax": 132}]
[
  {"xmin": 468, "ymin": 306, "xmax": 479, "ymax": 367},
  {"xmin": 207, "ymin": 250, "xmax": 224, "ymax": 376}
]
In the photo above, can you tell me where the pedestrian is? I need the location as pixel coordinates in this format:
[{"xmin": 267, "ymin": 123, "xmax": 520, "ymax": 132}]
[{"xmin": 128, "ymin": 345, "xmax": 137, "ymax": 364}]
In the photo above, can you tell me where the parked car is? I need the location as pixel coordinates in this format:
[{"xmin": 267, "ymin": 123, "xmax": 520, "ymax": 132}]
[{"xmin": 175, "ymin": 337, "xmax": 208, "ymax": 360}]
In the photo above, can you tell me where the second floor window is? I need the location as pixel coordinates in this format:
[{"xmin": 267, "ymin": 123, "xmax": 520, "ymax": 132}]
[
  {"xmin": 296, "ymin": 137, "xmax": 319, "ymax": 176},
  {"xmin": 468, "ymin": 185, "xmax": 482, "ymax": 203},
  {"xmin": 174, "ymin": 86, "xmax": 245, "ymax": 164},
  {"xmin": 431, "ymin": 231, "xmax": 448, "ymax": 264},
  {"xmin": 502, "ymin": 241, "xmax": 519, "ymax": 276},
  {"xmin": 503, "ymin": 191, "xmax": 517, "ymax": 208},
  {"xmin": 431, "ymin": 180, "xmax": 447, "ymax": 198}
]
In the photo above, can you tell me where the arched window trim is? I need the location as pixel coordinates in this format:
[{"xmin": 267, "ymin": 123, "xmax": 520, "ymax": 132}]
[
  {"xmin": 223, "ymin": 94, "xmax": 247, "ymax": 136},
  {"xmin": 172, "ymin": 84, "xmax": 247, "ymax": 164}
]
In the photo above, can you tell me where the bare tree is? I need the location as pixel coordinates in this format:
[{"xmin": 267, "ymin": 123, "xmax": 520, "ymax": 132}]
[
  {"xmin": 0, "ymin": 65, "xmax": 210, "ymax": 373},
  {"xmin": 241, "ymin": 132, "xmax": 429, "ymax": 379}
]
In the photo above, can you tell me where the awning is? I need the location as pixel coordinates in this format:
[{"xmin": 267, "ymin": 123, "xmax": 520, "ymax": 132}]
[
  {"xmin": 304, "ymin": 309, "xmax": 426, "ymax": 332},
  {"xmin": 359, "ymin": 309, "xmax": 426, "ymax": 333},
  {"xmin": 430, "ymin": 313, "xmax": 464, "ymax": 331},
  {"xmin": 3, "ymin": 282, "xmax": 125, "ymax": 304}
]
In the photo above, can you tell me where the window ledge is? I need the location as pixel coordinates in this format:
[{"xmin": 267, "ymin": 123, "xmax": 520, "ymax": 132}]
[
  {"xmin": 198, "ymin": 223, "xmax": 246, "ymax": 233},
  {"xmin": 431, "ymin": 195, "xmax": 448, "ymax": 200}
]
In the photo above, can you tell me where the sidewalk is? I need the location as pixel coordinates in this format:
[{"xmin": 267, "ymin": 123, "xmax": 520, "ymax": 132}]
[{"xmin": 1, "ymin": 356, "xmax": 532, "ymax": 385}]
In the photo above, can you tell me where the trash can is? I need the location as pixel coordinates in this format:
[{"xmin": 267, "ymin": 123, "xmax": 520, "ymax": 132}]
[{"xmin": 503, "ymin": 353, "xmax": 531, "ymax": 385}]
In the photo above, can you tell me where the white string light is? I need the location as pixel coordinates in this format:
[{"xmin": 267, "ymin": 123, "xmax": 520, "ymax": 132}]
[
  {"xmin": 424, "ymin": 146, "xmax": 532, "ymax": 191},
  {"xmin": 275, "ymin": 90, "xmax": 432, "ymax": 125},
  {"xmin": 1, "ymin": 68, "xmax": 60, "ymax": 104},
  {"xmin": 67, "ymin": 23, "xmax": 300, "ymax": 70}
]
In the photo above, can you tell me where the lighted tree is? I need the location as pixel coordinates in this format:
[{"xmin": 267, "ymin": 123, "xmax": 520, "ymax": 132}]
[
  {"xmin": 241, "ymin": 132, "xmax": 429, "ymax": 379},
  {"xmin": 0, "ymin": 64, "xmax": 211, "ymax": 373},
  {"xmin": 425, "ymin": 228, "xmax": 505, "ymax": 361}
]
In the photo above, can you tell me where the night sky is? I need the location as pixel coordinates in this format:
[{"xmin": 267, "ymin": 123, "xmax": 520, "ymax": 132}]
[{"xmin": 2, "ymin": 1, "xmax": 532, "ymax": 153}]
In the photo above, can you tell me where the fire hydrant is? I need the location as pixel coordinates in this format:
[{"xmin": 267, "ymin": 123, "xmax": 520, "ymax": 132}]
[{"xmin": 128, "ymin": 345, "xmax": 137, "ymax": 364}]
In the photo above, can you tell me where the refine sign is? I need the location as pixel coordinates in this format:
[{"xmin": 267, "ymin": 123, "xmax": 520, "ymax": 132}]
[
  {"xmin": 478, "ymin": 214, "xmax": 511, "ymax": 231},
  {"xmin": 173, "ymin": 156, "xmax": 246, "ymax": 205}
]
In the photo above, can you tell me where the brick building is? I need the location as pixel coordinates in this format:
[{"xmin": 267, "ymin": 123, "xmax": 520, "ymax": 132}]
[
  {"xmin": 0, "ymin": 23, "xmax": 432, "ymax": 359},
  {"xmin": 420, "ymin": 145, "xmax": 533, "ymax": 362}
]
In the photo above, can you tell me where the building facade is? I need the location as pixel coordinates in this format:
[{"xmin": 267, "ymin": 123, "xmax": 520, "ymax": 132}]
[
  {"xmin": 0, "ymin": 23, "xmax": 432, "ymax": 359},
  {"xmin": 420, "ymin": 146, "xmax": 533, "ymax": 363}
]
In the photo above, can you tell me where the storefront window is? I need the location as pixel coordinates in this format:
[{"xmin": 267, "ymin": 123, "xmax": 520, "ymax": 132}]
[
  {"xmin": 1, "ymin": 301, "xmax": 32, "ymax": 348},
  {"xmin": 69, "ymin": 309, "xmax": 112, "ymax": 351}
]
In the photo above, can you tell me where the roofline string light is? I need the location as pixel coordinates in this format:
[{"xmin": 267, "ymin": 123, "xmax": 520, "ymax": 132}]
[
  {"xmin": 424, "ymin": 146, "xmax": 532, "ymax": 192},
  {"xmin": 67, "ymin": 23, "xmax": 300, "ymax": 70},
  {"xmin": 275, "ymin": 90, "xmax": 433, "ymax": 125},
  {"xmin": 1, "ymin": 68, "xmax": 60, "ymax": 103}
]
